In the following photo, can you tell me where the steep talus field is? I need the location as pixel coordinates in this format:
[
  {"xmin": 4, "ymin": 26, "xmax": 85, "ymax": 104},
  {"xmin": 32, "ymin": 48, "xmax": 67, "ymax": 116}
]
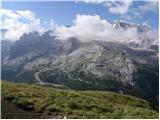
[{"xmin": 1, "ymin": 81, "xmax": 158, "ymax": 119}]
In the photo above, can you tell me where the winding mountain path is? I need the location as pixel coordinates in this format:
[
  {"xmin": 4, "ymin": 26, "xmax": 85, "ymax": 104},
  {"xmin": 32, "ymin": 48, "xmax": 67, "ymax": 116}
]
[
  {"xmin": 34, "ymin": 68, "xmax": 68, "ymax": 88},
  {"xmin": 34, "ymin": 68, "xmax": 48, "ymax": 84}
]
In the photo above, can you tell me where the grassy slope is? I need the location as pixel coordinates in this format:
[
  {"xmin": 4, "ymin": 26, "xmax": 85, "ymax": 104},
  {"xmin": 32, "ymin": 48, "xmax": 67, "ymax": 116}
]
[{"xmin": 1, "ymin": 81, "xmax": 159, "ymax": 119}]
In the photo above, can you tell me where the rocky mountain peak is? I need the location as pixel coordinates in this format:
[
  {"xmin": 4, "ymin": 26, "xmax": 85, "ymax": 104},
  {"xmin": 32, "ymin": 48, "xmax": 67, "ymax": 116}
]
[{"xmin": 113, "ymin": 20, "xmax": 151, "ymax": 33}]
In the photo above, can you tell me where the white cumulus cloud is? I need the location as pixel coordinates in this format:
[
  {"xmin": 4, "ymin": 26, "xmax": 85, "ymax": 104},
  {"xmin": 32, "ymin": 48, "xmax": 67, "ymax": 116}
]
[
  {"xmin": 54, "ymin": 14, "xmax": 139, "ymax": 44},
  {"xmin": 138, "ymin": 1, "xmax": 158, "ymax": 13},
  {"xmin": 107, "ymin": 0, "xmax": 133, "ymax": 14},
  {"xmin": 54, "ymin": 14, "xmax": 158, "ymax": 49},
  {"xmin": 1, "ymin": 8, "xmax": 45, "ymax": 41},
  {"xmin": 80, "ymin": 0, "xmax": 133, "ymax": 14},
  {"xmin": 120, "ymin": 1, "xmax": 158, "ymax": 21}
]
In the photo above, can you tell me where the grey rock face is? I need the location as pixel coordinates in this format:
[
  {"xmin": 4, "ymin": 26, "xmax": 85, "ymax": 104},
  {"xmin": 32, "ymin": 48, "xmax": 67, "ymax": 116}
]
[
  {"xmin": 113, "ymin": 20, "xmax": 150, "ymax": 32},
  {"xmin": 1, "ymin": 28, "xmax": 158, "ymax": 85},
  {"xmin": 1, "ymin": 40, "xmax": 14, "ymax": 63}
]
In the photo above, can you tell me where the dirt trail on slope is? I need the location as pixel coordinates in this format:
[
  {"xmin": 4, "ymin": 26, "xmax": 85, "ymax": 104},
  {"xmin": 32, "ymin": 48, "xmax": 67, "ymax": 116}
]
[{"xmin": 34, "ymin": 68, "xmax": 68, "ymax": 88}]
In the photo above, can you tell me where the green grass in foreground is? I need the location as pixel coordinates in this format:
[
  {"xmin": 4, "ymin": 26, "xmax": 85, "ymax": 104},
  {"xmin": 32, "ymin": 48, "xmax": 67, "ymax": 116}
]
[{"xmin": 1, "ymin": 81, "xmax": 159, "ymax": 119}]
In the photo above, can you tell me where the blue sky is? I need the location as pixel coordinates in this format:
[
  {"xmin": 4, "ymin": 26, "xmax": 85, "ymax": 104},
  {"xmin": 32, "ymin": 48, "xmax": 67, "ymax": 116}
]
[
  {"xmin": 1, "ymin": 0, "xmax": 159, "ymax": 41},
  {"xmin": 2, "ymin": 1, "xmax": 159, "ymax": 29}
]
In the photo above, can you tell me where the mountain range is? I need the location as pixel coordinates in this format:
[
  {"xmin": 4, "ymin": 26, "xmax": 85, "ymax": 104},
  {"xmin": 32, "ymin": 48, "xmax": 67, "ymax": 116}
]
[{"xmin": 1, "ymin": 20, "xmax": 159, "ymax": 106}]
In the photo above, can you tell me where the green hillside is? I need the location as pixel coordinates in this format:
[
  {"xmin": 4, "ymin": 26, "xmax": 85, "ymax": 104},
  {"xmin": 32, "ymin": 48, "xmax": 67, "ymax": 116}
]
[{"xmin": 1, "ymin": 81, "xmax": 159, "ymax": 119}]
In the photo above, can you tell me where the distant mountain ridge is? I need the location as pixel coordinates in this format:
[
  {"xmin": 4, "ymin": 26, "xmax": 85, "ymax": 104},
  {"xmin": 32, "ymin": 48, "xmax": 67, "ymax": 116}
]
[{"xmin": 1, "ymin": 20, "xmax": 159, "ymax": 106}]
